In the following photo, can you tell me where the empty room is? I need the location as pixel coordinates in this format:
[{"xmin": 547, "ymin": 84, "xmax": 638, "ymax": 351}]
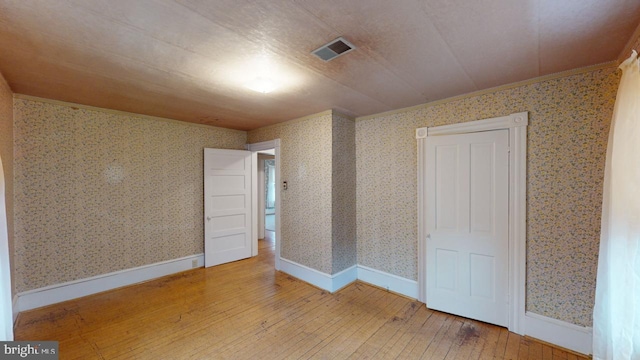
[{"xmin": 0, "ymin": 1, "xmax": 639, "ymax": 359}]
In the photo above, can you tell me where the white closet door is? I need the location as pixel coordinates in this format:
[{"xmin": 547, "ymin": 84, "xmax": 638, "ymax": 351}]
[{"xmin": 426, "ymin": 129, "xmax": 509, "ymax": 327}]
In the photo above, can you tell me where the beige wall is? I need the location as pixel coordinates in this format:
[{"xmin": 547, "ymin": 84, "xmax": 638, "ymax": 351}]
[
  {"xmin": 356, "ymin": 66, "xmax": 620, "ymax": 327},
  {"xmin": 12, "ymin": 98, "xmax": 246, "ymax": 292},
  {"xmin": 0, "ymin": 72, "xmax": 14, "ymax": 297},
  {"xmin": 248, "ymin": 112, "xmax": 334, "ymax": 274}
]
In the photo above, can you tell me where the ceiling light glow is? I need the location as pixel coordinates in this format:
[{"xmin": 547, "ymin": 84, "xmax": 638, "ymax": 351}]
[{"xmin": 245, "ymin": 77, "xmax": 278, "ymax": 94}]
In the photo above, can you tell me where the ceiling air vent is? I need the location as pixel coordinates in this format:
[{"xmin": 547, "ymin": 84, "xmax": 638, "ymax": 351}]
[{"xmin": 312, "ymin": 37, "xmax": 355, "ymax": 61}]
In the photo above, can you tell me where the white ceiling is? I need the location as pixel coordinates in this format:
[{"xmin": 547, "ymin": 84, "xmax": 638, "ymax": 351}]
[{"xmin": 0, "ymin": 0, "xmax": 639, "ymax": 130}]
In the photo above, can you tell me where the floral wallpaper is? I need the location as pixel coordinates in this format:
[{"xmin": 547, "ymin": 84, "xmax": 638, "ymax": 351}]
[
  {"xmin": 0, "ymin": 73, "xmax": 14, "ymax": 296},
  {"xmin": 332, "ymin": 113, "xmax": 357, "ymax": 273},
  {"xmin": 356, "ymin": 112, "xmax": 419, "ymax": 282},
  {"xmin": 13, "ymin": 99, "xmax": 247, "ymax": 292},
  {"xmin": 248, "ymin": 112, "xmax": 334, "ymax": 274},
  {"xmin": 356, "ymin": 67, "xmax": 620, "ymax": 327}
]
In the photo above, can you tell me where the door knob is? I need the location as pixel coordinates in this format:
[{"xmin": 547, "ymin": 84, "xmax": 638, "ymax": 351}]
[{"xmin": 206, "ymin": 216, "xmax": 211, "ymax": 221}]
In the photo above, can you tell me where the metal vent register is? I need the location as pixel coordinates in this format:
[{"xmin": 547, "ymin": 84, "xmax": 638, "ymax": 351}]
[{"xmin": 312, "ymin": 37, "xmax": 356, "ymax": 61}]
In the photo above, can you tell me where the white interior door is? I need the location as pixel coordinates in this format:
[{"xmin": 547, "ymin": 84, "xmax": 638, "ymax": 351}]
[
  {"xmin": 426, "ymin": 129, "xmax": 509, "ymax": 327},
  {"xmin": 204, "ymin": 148, "xmax": 253, "ymax": 267}
]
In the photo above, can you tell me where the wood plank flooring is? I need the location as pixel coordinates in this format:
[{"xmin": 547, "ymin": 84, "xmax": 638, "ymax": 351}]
[{"xmin": 15, "ymin": 239, "xmax": 588, "ymax": 359}]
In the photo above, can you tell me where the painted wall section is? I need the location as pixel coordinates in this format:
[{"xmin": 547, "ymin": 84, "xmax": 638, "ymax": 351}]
[
  {"xmin": 248, "ymin": 112, "xmax": 334, "ymax": 274},
  {"xmin": 0, "ymin": 73, "xmax": 13, "ymax": 298},
  {"xmin": 331, "ymin": 113, "xmax": 357, "ymax": 273},
  {"xmin": 13, "ymin": 98, "xmax": 246, "ymax": 292},
  {"xmin": 356, "ymin": 67, "xmax": 620, "ymax": 327}
]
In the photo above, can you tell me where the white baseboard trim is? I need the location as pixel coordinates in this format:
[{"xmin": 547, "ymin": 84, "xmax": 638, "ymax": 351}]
[
  {"xmin": 12, "ymin": 295, "xmax": 18, "ymax": 323},
  {"xmin": 16, "ymin": 254, "xmax": 204, "ymax": 313},
  {"xmin": 332, "ymin": 265, "xmax": 358, "ymax": 292},
  {"xmin": 357, "ymin": 265, "xmax": 418, "ymax": 299},
  {"xmin": 279, "ymin": 258, "xmax": 332, "ymax": 292},
  {"xmin": 525, "ymin": 311, "xmax": 592, "ymax": 355},
  {"xmin": 279, "ymin": 258, "xmax": 357, "ymax": 293}
]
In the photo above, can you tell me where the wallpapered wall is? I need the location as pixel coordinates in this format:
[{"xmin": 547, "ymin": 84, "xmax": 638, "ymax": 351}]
[
  {"xmin": 331, "ymin": 113, "xmax": 357, "ymax": 273},
  {"xmin": 0, "ymin": 73, "xmax": 14, "ymax": 297},
  {"xmin": 13, "ymin": 99, "xmax": 247, "ymax": 292},
  {"xmin": 247, "ymin": 112, "xmax": 334, "ymax": 274},
  {"xmin": 356, "ymin": 66, "xmax": 620, "ymax": 327}
]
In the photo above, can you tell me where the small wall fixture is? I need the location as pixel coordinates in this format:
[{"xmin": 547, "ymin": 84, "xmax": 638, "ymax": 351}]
[{"xmin": 245, "ymin": 77, "xmax": 277, "ymax": 93}]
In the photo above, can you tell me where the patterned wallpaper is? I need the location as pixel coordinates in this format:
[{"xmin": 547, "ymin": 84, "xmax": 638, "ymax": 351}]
[
  {"xmin": 331, "ymin": 113, "xmax": 357, "ymax": 273},
  {"xmin": 356, "ymin": 112, "xmax": 419, "ymax": 281},
  {"xmin": 13, "ymin": 99, "xmax": 247, "ymax": 292},
  {"xmin": 356, "ymin": 67, "xmax": 620, "ymax": 327},
  {"xmin": 248, "ymin": 112, "xmax": 334, "ymax": 274},
  {"xmin": 0, "ymin": 73, "xmax": 14, "ymax": 296}
]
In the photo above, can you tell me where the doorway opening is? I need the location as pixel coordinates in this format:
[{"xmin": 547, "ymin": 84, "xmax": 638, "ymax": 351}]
[
  {"xmin": 257, "ymin": 152, "xmax": 276, "ymax": 252},
  {"xmin": 247, "ymin": 139, "xmax": 282, "ymax": 270}
]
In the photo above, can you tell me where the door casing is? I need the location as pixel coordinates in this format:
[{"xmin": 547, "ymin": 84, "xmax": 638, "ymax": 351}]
[{"xmin": 416, "ymin": 112, "xmax": 528, "ymax": 334}]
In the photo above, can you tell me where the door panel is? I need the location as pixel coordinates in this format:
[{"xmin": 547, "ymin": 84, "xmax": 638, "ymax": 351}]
[
  {"xmin": 435, "ymin": 145, "xmax": 459, "ymax": 231},
  {"xmin": 204, "ymin": 149, "xmax": 253, "ymax": 267},
  {"xmin": 426, "ymin": 129, "xmax": 509, "ymax": 327},
  {"xmin": 435, "ymin": 249, "xmax": 458, "ymax": 291},
  {"xmin": 470, "ymin": 143, "xmax": 494, "ymax": 234},
  {"xmin": 469, "ymin": 253, "xmax": 495, "ymax": 300},
  {"xmin": 210, "ymin": 175, "xmax": 246, "ymax": 191},
  {"xmin": 209, "ymin": 195, "xmax": 245, "ymax": 211}
]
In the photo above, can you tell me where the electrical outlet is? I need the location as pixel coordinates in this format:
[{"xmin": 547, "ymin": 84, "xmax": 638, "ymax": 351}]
[{"xmin": 192, "ymin": 259, "xmax": 198, "ymax": 268}]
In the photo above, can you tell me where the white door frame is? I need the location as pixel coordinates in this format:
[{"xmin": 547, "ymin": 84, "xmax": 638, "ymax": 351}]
[
  {"xmin": 247, "ymin": 139, "xmax": 281, "ymax": 271},
  {"xmin": 416, "ymin": 112, "xmax": 528, "ymax": 334},
  {"xmin": 0, "ymin": 156, "xmax": 14, "ymax": 340},
  {"xmin": 257, "ymin": 157, "xmax": 266, "ymax": 240}
]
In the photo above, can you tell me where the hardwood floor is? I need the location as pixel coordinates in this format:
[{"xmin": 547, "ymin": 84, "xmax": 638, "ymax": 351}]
[{"xmin": 15, "ymin": 239, "xmax": 588, "ymax": 359}]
